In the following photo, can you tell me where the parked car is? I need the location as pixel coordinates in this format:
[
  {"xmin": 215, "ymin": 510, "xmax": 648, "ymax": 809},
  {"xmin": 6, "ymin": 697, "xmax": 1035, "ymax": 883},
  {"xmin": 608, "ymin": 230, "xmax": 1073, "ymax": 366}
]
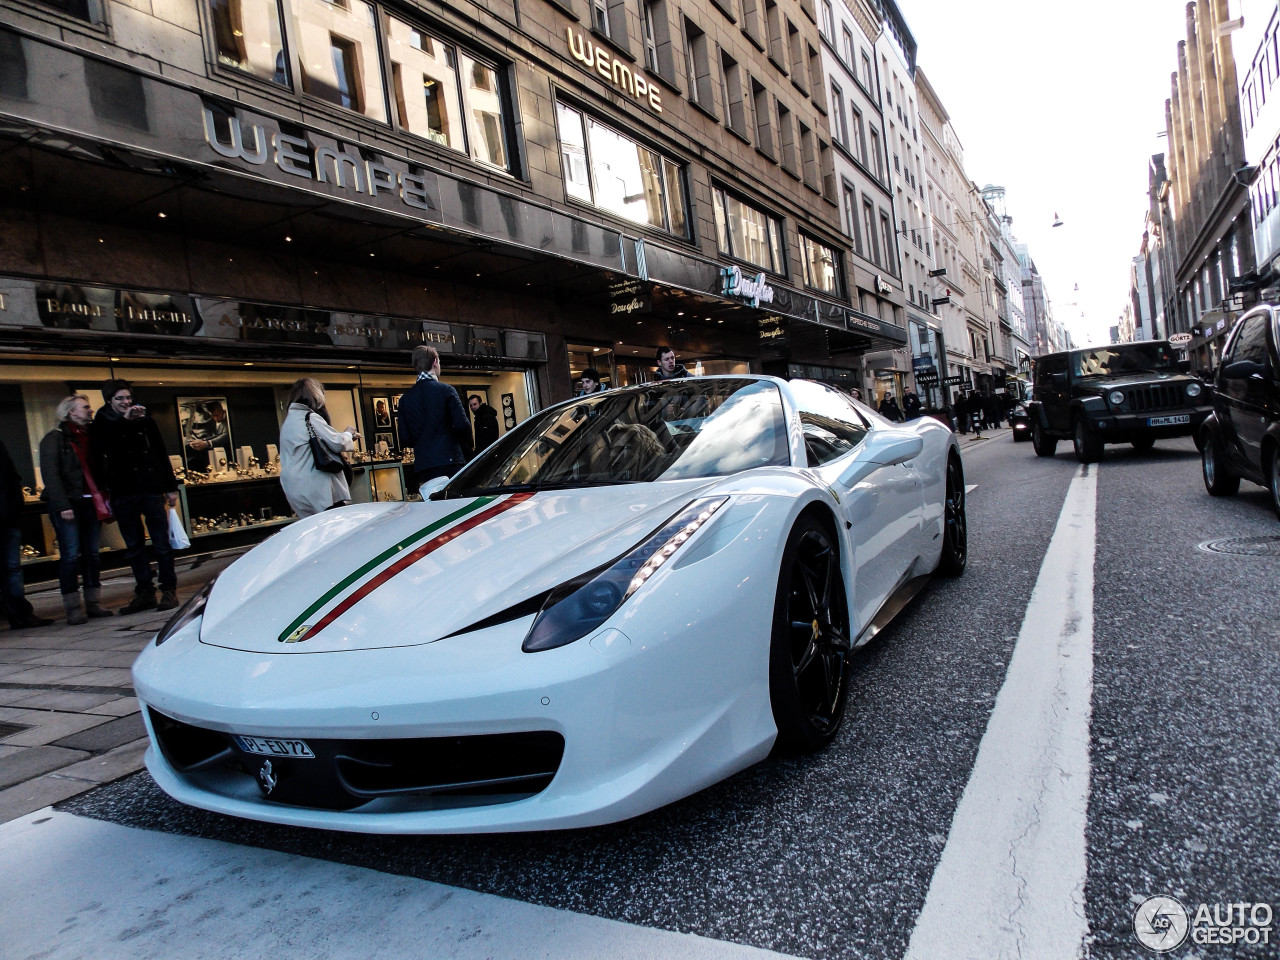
[
  {"xmin": 1199, "ymin": 305, "xmax": 1280, "ymax": 518},
  {"xmin": 133, "ymin": 377, "xmax": 968, "ymax": 834},
  {"xmin": 1027, "ymin": 341, "xmax": 1213, "ymax": 463},
  {"xmin": 1009, "ymin": 402, "xmax": 1032, "ymax": 441}
]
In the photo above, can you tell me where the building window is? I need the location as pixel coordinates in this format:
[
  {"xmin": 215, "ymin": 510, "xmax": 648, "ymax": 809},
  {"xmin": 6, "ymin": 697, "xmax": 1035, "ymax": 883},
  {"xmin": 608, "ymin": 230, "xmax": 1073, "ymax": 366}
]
[
  {"xmin": 820, "ymin": 0, "xmax": 834, "ymax": 39},
  {"xmin": 387, "ymin": 18, "xmax": 510, "ymax": 169},
  {"xmin": 842, "ymin": 181, "xmax": 862, "ymax": 256},
  {"xmin": 721, "ymin": 49, "xmax": 747, "ymax": 135},
  {"xmin": 880, "ymin": 210, "xmax": 897, "ymax": 275},
  {"xmin": 799, "ymin": 121, "xmax": 818, "ymax": 190},
  {"xmin": 764, "ymin": 0, "xmax": 785, "ymax": 69},
  {"xmin": 802, "ymin": 235, "xmax": 841, "ymax": 295},
  {"xmin": 555, "ymin": 102, "xmax": 688, "ymax": 236},
  {"xmin": 684, "ymin": 18, "xmax": 714, "ymax": 109},
  {"xmin": 869, "ymin": 127, "xmax": 883, "ymax": 180},
  {"xmin": 592, "ymin": 0, "xmax": 611, "ymax": 36},
  {"xmin": 861, "ymin": 51, "xmax": 873, "ymax": 95},
  {"xmin": 830, "ymin": 82, "xmax": 847, "ymax": 148},
  {"xmin": 787, "ymin": 20, "xmax": 807, "ymax": 93},
  {"xmin": 777, "ymin": 101, "xmax": 797, "ymax": 174},
  {"xmin": 211, "ymin": 0, "xmax": 287, "ymax": 84},
  {"xmin": 850, "ymin": 105, "xmax": 865, "ymax": 164},
  {"xmin": 294, "ymin": 0, "xmax": 386, "ymax": 121},
  {"xmin": 713, "ymin": 187, "xmax": 785, "ymax": 273},
  {"xmin": 842, "ymin": 27, "xmax": 854, "ymax": 66},
  {"xmin": 807, "ymin": 43, "xmax": 823, "ymax": 96},
  {"xmin": 820, "ymin": 140, "xmax": 835, "ymax": 201},
  {"xmin": 863, "ymin": 197, "xmax": 879, "ymax": 265},
  {"xmin": 751, "ymin": 77, "xmax": 774, "ymax": 156},
  {"xmin": 642, "ymin": 0, "xmax": 661, "ymax": 72}
]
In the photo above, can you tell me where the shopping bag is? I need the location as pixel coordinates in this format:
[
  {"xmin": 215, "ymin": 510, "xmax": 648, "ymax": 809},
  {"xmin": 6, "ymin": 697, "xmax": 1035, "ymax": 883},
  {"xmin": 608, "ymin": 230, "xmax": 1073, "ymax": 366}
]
[
  {"xmin": 168, "ymin": 505, "xmax": 191, "ymax": 550},
  {"xmin": 91, "ymin": 490, "xmax": 113, "ymax": 523}
]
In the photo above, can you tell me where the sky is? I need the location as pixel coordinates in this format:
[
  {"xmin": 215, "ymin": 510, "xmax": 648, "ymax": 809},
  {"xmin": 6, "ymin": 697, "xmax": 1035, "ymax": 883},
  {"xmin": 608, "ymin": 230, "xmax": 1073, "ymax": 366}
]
[{"xmin": 897, "ymin": 0, "xmax": 1194, "ymax": 348}]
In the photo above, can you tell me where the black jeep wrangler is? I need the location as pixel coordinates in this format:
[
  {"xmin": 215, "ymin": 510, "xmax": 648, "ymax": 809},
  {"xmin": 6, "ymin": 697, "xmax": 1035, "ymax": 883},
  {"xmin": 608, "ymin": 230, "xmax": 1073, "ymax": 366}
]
[{"xmin": 1027, "ymin": 341, "xmax": 1212, "ymax": 463}]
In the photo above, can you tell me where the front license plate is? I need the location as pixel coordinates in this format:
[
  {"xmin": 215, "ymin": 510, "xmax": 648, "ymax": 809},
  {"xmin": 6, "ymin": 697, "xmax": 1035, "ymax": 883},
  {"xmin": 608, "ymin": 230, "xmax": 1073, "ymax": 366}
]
[
  {"xmin": 1147, "ymin": 414, "xmax": 1190, "ymax": 426},
  {"xmin": 232, "ymin": 735, "xmax": 315, "ymax": 759}
]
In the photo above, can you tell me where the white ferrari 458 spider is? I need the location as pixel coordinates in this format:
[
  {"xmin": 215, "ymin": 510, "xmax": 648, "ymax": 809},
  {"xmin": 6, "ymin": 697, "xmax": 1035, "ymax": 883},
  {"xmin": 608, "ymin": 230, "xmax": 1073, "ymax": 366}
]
[{"xmin": 134, "ymin": 376, "xmax": 966, "ymax": 833}]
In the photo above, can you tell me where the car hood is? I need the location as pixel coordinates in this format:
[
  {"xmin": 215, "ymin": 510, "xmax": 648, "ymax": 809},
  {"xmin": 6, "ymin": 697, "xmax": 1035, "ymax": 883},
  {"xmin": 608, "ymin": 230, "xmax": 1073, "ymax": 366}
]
[
  {"xmin": 1075, "ymin": 372, "xmax": 1196, "ymax": 393},
  {"xmin": 198, "ymin": 480, "xmax": 717, "ymax": 654}
]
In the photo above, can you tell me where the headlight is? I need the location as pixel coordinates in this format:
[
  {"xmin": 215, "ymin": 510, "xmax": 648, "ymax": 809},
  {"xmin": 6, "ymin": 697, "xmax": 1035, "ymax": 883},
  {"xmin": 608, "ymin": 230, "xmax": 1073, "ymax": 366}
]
[
  {"xmin": 523, "ymin": 497, "xmax": 727, "ymax": 652},
  {"xmin": 1108, "ymin": 390, "xmax": 1125, "ymax": 406},
  {"xmin": 155, "ymin": 578, "xmax": 215, "ymax": 645},
  {"xmin": 1186, "ymin": 382, "xmax": 1202, "ymax": 397}
]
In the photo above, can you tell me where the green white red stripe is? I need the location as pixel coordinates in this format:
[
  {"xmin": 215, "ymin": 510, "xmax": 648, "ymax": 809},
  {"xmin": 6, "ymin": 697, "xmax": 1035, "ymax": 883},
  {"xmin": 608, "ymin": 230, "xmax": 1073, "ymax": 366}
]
[{"xmin": 279, "ymin": 492, "xmax": 534, "ymax": 644}]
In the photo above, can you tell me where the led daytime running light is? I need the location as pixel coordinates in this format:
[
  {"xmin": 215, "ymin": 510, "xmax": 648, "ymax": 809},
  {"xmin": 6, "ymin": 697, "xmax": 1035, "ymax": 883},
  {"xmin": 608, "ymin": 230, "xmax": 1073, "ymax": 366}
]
[{"xmin": 625, "ymin": 502, "xmax": 724, "ymax": 598}]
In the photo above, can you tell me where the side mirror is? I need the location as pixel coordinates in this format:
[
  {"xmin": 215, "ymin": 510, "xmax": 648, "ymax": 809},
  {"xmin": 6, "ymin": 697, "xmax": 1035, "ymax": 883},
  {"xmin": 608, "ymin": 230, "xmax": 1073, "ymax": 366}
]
[
  {"xmin": 419, "ymin": 476, "xmax": 449, "ymax": 499},
  {"xmin": 836, "ymin": 431, "xmax": 924, "ymax": 488},
  {"xmin": 1221, "ymin": 360, "xmax": 1267, "ymax": 380}
]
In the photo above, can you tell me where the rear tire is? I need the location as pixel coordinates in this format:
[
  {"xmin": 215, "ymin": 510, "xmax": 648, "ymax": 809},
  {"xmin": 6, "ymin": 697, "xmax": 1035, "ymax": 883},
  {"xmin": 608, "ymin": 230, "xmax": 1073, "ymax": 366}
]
[
  {"xmin": 769, "ymin": 517, "xmax": 851, "ymax": 754},
  {"xmin": 1202, "ymin": 434, "xmax": 1239, "ymax": 496},
  {"xmin": 1032, "ymin": 421, "xmax": 1057, "ymax": 457},
  {"xmin": 1073, "ymin": 417, "xmax": 1103, "ymax": 464},
  {"xmin": 1267, "ymin": 445, "xmax": 1280, "ymax": 520}
]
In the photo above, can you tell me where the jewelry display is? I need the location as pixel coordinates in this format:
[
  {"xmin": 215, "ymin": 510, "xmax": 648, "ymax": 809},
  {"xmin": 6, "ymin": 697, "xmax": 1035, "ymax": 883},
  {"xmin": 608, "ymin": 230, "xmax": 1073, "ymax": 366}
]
[{"xmin": 20, "ymin": 543, "xmax": 42, "ymax": 559}]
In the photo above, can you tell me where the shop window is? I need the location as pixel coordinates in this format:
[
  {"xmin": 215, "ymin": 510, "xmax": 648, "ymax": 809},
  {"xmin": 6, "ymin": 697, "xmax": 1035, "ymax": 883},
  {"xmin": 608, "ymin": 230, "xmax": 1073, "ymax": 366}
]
[
  {"xmin": 210, "ymin": 0, "xmax": 288, "ymax": 85},
  {"xmin": 801, "ymin": 234, "xmax": 841, "ymax": 296},
  {"xmin": 555, "ymin": 102, "xmax": 687, "ymax": 236},
  {"xmin": 294, "ymin": 0, "xmax": 387, "ymax": 122},
  {"xmin": 713, "ymin": 186, "xmax": 784, "ymax": 274}
]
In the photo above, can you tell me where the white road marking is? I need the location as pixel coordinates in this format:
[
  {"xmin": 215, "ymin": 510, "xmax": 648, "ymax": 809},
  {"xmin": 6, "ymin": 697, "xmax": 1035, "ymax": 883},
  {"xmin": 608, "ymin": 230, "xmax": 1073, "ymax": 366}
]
[
  {"xmin": 965, "ymin": 484, "xmax": 977, "ymax": 494},
  {"xmin": 0, "ymin": 809, "xmax": 799, "ymax": 960},
  {"xmin": 906, "ymin": 466, "xmax": 1097, "ymax": 960}
]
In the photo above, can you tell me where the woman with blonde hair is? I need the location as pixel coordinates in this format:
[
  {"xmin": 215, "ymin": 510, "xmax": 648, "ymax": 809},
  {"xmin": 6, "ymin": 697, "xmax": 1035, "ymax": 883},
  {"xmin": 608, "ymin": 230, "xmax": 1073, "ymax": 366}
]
[
  {"xmin": 279, "ymin": 378, "xmax": 360, "ymax": 518},
  {"xmin": 38, "ymin": 395, "xmax": 112, "ymax": 624}
]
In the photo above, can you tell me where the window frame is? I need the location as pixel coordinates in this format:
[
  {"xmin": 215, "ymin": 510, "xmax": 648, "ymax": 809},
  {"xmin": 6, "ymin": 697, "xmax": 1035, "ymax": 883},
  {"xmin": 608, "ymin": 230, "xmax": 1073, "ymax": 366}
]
[{"xmin": 712, "ymin": 184, "xmax": 787, "ymax": 275}]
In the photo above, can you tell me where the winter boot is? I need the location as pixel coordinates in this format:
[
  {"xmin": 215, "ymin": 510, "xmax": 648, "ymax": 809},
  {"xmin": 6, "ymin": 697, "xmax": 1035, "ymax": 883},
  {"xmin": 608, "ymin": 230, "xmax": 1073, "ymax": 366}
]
[
  {"xmin": 158, "ymin": 589, "xmax": 179, "ymax": 612},
  {"xmin": 83, "ymin": 587, "xmax": 113, "ymax": 618},
  {"xmin": 62, "ymin": 592, "xmax": 88, "ymax": 626},
  {"xmin": 119, "ymin": 588, "xmax": 157, "ymax": 615}
]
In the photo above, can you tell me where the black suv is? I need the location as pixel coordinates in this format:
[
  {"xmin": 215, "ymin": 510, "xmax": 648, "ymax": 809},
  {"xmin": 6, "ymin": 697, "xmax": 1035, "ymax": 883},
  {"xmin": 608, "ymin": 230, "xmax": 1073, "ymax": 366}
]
[
  {"xmin": 1199, "ymin": 306, "xmax": 1280, "ymax": 518},
  {"xmin": 1028, "ymin": 341, "xmax": 1212, "ymax": 463}
]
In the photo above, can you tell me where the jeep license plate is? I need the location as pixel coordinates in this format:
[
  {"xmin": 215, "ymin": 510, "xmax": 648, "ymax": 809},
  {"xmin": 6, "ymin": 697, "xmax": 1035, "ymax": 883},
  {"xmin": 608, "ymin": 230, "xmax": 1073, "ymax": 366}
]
[
  {"xmin": 1147, "ymin": 415, "xmax": 1190, "ymax": 426},
  {"xmin": 233, "ymin": 735, "xmax": 315, "ymax": 758}
]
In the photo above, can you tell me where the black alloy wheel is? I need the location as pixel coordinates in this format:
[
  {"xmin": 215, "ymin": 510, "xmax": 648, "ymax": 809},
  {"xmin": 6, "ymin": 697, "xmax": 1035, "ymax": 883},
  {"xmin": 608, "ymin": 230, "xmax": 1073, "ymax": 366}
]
[
  {"xmin": 1073, "ymin": 417, "xmax": 1103, "ymax": 464},
  {"xmin": 1202, "ymin": 433, "xmax": 1240, "ymax": 496},
  {"xmin": 1131, "ymin": 437, "xmax": 1155, "ymax": 451},
  {"xmin": 938, "ymin": 454, "xmax": 967, "ymax": 576},
  {"xmin": 1032, "ymin": 421, "xmax": 1057, "ymax": 457},
  {"xmin": 769, "ymin": 517, "xmax": 852, "ymax": 754},
  {"xmin": 1269, "ymin": 446, "xmax": 1280, "ymax": 520}
]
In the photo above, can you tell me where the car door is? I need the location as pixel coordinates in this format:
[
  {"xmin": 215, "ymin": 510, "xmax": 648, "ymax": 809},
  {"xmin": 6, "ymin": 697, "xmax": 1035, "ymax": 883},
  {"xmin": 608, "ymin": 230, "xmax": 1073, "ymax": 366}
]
[
  {"xmin": 1220, "ymin": 310, "xmax": 1273, "ymax": 471},
  {"xmin": 1034, "ymin": 353, "xmax": 1071, "ymax": 432},
  {"xmin": 788, "ymin": 381, "xmax": 924, "ymax": 638}
]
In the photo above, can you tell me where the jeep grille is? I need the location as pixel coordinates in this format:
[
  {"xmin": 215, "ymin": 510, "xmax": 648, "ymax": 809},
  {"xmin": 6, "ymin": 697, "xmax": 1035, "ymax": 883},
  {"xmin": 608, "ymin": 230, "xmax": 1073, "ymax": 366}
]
[{"xmin": 1126, "ymin": 383, "xmax": 1188, "ymax": 412}]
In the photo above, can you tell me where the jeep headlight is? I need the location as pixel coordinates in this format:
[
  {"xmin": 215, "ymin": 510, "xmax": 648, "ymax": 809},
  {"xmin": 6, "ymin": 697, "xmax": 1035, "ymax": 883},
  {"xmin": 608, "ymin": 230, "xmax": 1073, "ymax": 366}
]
[
  {"xmin": 1108, "ymin": 390, "xmax": 1125, "ymax": 406},
  {"xmin": 1186, "ymin": 382, "xmax": 1202, "ymax": 398}
]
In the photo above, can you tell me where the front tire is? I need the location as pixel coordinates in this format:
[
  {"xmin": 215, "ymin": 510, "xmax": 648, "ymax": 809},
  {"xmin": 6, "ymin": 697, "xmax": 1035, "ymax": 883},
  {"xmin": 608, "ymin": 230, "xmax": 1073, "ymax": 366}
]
[
  {"xmin": 1131, "ymin": 437, "xmax": 1155, "ymax": 451},
  {"xmin": 1073, "ymin": 417, "xmax": 1103, "ymax": 464},
  {"xmin": 769, "ymin": 517, "xmax": 851, "ymax": 754},
  {"xmin": 1032, "ymin": 421, "xmax": 1057, "ymax": 457},
  {"xmin": 937, "ymin": 454, "xmax": 967, "ymax": 576},
  {"xmin": 1202, "ymin": 433, "xmax": 1239, "ymax": 496}
]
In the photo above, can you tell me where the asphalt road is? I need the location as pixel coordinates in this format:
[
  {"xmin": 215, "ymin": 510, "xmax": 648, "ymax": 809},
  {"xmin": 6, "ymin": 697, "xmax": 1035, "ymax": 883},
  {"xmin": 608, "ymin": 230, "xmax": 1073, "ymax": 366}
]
[{"xmin": 57, "ymin": 432, "xmax": 1280, "ymax": 959}]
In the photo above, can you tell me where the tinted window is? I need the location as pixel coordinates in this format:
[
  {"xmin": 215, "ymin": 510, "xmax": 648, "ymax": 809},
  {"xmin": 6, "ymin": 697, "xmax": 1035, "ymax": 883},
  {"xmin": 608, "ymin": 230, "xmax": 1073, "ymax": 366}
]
[
  {"xmin": 1232, "ymin": 315, "xmax": 1270, "ymax": 366},
  {"xmin": 788, "ymin": 380, "xmax": 869, "ymax": 466}
]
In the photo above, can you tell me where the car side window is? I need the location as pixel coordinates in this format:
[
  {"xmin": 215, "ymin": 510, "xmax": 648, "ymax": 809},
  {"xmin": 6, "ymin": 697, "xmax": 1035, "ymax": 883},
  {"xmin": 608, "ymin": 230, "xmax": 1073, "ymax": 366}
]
[
  {"xmin": 788, "ymin": 380, "xmax": 870, "ymax": 467},
  {"xmin": 1233, "ymin": 316, "xmax": 1270, "ymax": 367}
]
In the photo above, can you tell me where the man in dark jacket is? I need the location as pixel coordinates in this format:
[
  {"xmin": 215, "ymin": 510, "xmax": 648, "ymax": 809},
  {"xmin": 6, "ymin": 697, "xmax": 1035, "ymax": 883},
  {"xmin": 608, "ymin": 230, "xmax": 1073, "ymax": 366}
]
[
  {"xmin": 0, "ymin": 440, "xmax": 53, "ymax": 629},
  {"xmin": 654, "ymin": 347, "xmax": 688, "ymax": 380},
  {"xmin": 469, "ymin": 395, "xmax": 500, "ymax": 453},
  {"xmin": 399, "ymin": 346, "xmax": 473, "ymax": 483},
  {"xmin": 902, "ymin": 389, "xmax": 922, "ymax": 420},
  {"xmin": 90, "ymin": 380, "xmax": 180, "ymax": 614}
]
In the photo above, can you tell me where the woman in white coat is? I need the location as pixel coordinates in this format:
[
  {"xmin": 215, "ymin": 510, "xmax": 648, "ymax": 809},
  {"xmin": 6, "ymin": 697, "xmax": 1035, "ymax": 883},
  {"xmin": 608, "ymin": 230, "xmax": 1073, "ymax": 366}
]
[{"xmin": 279, "ymin": 378, "xmax": 360, "ymax": 518}]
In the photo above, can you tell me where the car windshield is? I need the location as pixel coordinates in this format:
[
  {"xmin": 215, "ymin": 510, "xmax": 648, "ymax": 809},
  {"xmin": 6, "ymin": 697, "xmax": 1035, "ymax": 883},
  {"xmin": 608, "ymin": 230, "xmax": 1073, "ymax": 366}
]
[
  {"xmin": 445, "ymin": 378, "xmax": 790, "ymax": 496},
  {"xmin": 1071, "ymin": 343, "xmax": 1178, "ymax": 378}
]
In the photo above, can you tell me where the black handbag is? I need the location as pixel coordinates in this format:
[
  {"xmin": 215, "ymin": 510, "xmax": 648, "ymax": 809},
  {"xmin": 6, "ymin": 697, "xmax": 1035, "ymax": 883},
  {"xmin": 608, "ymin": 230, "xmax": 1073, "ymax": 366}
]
[{"xmin": 305, "ymin": 412, "xmax": 346, "ymax": 474}]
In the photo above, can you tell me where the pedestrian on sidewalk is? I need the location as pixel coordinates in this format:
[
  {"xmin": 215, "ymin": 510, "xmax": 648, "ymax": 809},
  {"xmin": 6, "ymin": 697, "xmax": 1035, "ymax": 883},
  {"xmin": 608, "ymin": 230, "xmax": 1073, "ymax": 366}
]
[
  {"xmin": 90, "ymin": 380, "xmax": 181, "ymax": 615},
  {"xmin": 279, "ymin": 378, "xmax": 361, "ymax": 518},
  {"xmin": 399, "ymin": 346, "xmax": 472, "ymax": 485},
  {"xmin": 39, "ymin": 396, "xmax": 113, "ymax": 624},
  {"xmin": 0, "ymin": 439, "xmax": 53, "ymax": 630}
]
